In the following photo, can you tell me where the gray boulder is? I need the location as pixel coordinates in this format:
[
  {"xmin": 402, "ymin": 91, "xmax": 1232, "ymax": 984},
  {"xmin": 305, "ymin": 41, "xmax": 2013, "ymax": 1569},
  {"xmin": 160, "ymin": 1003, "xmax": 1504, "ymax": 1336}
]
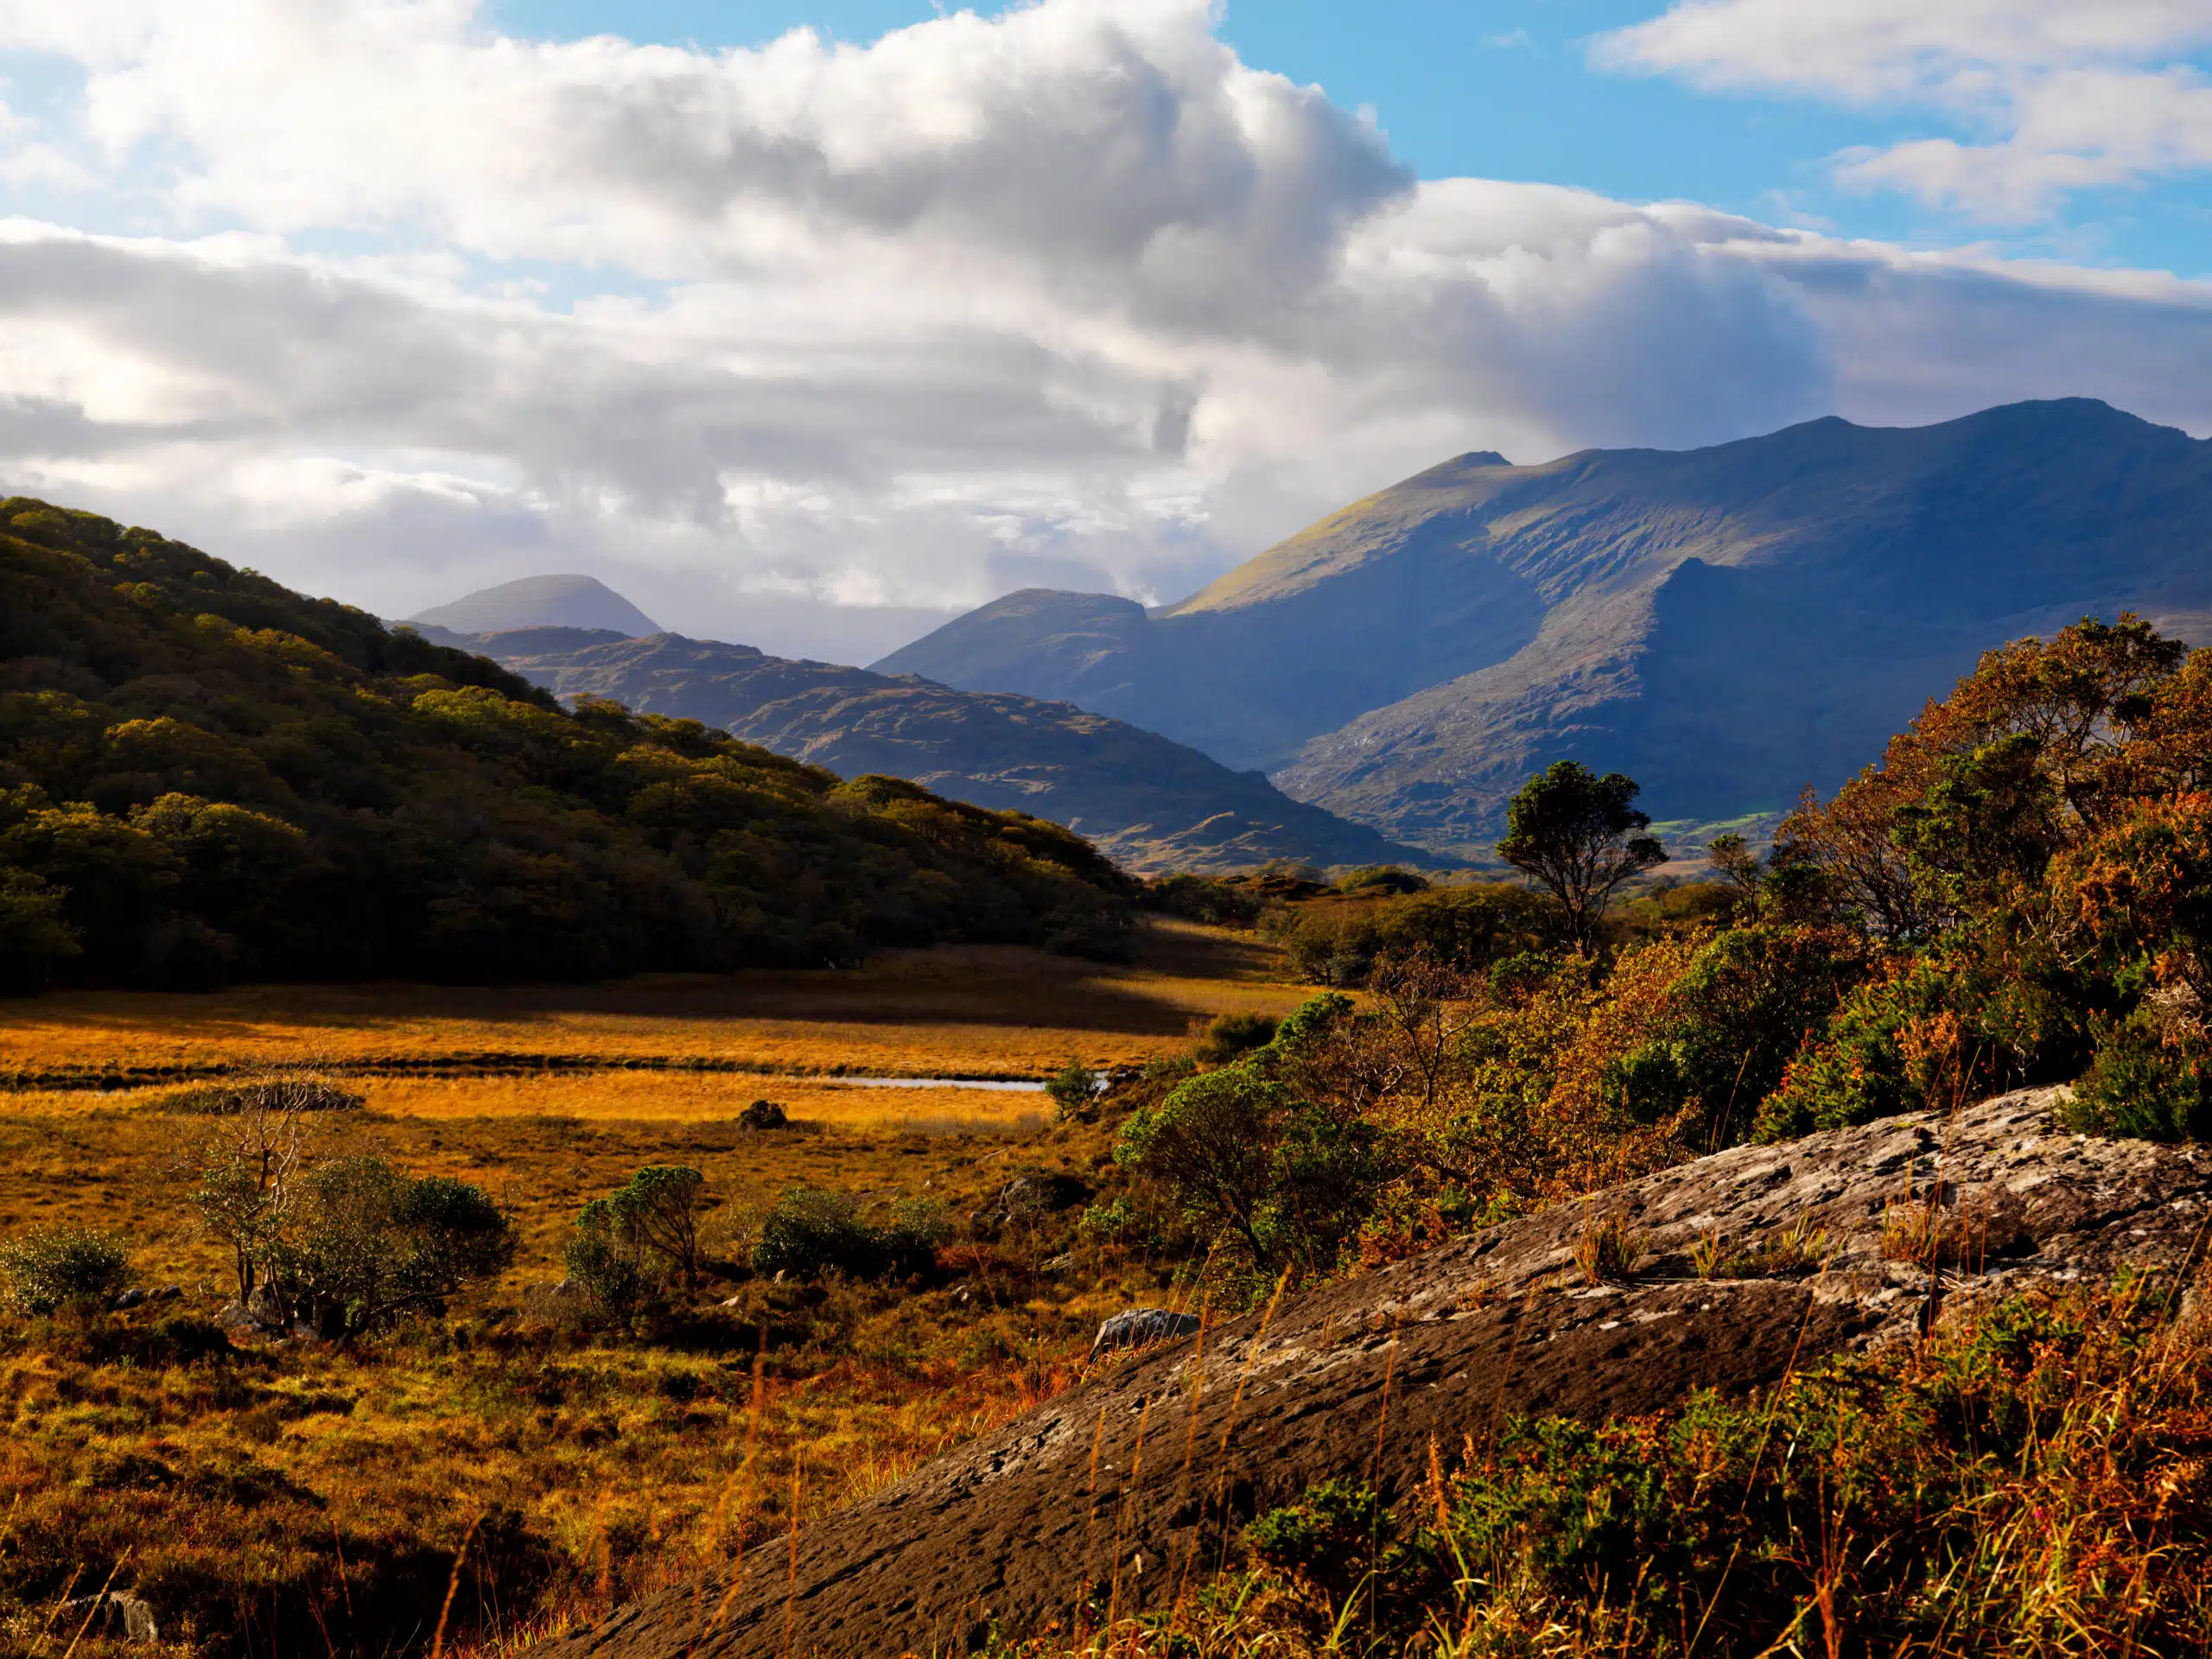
[
  {"xmin": 1089, "ymin": 1306, "xmax": 1202, "ymax": 1361},
  {"xmin": 60, "ymin": 1592, "xmax": 157, "ymax": 1643}
]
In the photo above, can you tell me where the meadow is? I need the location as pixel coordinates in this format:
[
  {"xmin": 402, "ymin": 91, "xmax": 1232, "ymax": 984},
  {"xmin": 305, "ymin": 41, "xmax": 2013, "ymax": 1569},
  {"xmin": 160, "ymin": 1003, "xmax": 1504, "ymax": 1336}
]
[
  {"xmin": 0, "ymin": 919, "xmax": 1313, "ymax": 1658},
  {"xmin": 1, "ymin": 923, "xmax": 1300, "ymax": 1088}
]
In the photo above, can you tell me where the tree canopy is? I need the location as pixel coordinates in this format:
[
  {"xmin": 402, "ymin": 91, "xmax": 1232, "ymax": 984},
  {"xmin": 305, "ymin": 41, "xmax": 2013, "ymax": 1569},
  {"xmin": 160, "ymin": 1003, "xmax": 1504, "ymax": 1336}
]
[{"xmin": 1495, "ymin": 760, "xmax": 1666, "ymax": 955}]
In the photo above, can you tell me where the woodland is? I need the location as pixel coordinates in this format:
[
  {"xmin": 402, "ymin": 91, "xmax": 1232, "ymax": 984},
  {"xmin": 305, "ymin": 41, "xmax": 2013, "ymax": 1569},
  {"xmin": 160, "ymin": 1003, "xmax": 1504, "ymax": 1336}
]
[{"xmin": 0, "ymin": 500, "xmax": 1134, "ymax": 993}]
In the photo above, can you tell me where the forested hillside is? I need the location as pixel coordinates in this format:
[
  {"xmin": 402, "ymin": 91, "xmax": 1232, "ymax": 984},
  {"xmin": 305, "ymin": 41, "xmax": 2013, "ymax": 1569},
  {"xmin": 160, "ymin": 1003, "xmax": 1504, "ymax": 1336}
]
[
  {"xmin": 436, "ymin": 626, "xmax": 1427, "ymax": 873},
  {"xmin": 0, "ymin": 501, "xmax": 1131, "ymax": 989}
]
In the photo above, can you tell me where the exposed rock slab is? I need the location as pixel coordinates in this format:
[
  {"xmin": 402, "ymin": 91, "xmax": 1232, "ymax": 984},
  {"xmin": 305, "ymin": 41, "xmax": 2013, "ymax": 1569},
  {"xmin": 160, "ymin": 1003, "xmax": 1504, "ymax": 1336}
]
[{"xmin": 549, "ymin": 1090, "xmax": 2212, "ymax": 1658}]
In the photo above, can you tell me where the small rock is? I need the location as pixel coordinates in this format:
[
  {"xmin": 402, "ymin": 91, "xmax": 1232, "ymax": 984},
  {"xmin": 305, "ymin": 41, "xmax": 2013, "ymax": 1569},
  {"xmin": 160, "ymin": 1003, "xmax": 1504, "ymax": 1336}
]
[
  {"xmin": 152, "ymin": 1285, "xmax": 183, "ymax": 1304},
  {"xmin": 973, "ymin": 1172, "xmax": 1092, "ymax": 1230},
  {"xmin": 217, "ymin": 1300, "xmax": 253, "ymax": 1330},
  {"xmin": 59, "ymin": 1592, "xmax": 157, "ymax": 1643},
  {"xmin": 1039, "ymin": 1253, "xmax": 1076, "ymax": 1274},
  {"xmin": 738, "ymin": 1099, "xmax": 790, "ymax": 1131},
  {"xmin": 108, "ymin": 1287, "xmax": 148, "ymax": 1311},
  {"xmin": 1089, "ymin": 1307, "xmax": 1201, "ymax": 1361}
]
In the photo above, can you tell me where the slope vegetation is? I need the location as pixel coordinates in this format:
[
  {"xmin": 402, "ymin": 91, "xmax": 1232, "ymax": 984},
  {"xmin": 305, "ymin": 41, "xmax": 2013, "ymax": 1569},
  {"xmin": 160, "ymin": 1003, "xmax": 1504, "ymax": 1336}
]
[
  {"xmin": 0, "ymin": 501, "xmax": 1130, "ymax": 988},
  {"xmin": 444, "ymin": 628, "xmax": 1425, "ymax": 873},
  {"xmin": 878, "ymin": 401, "xmax": 2212, "ymax": 855}
]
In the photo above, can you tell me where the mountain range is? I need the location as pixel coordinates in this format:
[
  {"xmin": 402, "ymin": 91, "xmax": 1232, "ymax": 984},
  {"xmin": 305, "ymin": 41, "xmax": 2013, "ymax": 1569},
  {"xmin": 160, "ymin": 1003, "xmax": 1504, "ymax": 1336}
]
[
  {"xmin": 407, "ymin": 625, "xmax": 1422, "ymax": 873},
  {"xmin": 877, "ymin": 399, "xmax": 2212, "ymax": 856}
]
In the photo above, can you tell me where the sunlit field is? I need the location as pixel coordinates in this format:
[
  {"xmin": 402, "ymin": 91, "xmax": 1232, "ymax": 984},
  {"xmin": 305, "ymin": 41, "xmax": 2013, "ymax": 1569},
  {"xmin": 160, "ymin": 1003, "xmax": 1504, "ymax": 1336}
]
[
  {"xmin": 0, "ymin": 922, "xmax": 1289, "ymax": 1656},
  {"xmin": 0, "ymin": 922, "xmax": 1305, "ymax": 1087}
]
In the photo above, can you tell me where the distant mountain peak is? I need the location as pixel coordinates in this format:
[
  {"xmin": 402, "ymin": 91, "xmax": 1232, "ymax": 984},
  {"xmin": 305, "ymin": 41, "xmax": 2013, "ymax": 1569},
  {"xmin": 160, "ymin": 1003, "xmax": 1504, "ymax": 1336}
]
[{"xmin": 410, "ymin": 574, "xmax": 662, "ymax": 637}]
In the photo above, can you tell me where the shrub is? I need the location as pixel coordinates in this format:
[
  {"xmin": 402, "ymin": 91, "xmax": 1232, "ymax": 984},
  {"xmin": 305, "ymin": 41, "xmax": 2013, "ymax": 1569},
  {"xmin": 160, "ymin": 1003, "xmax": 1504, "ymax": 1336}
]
[
  {"xmin": 1045, "ymin": 1061, "xmax": 1100, "ymax": 1122},
  {"xmin": 1245, "ymin": 1477, "xmax": 1392, "ymax": 1600},
  {"xmin": 1141, "ymin": 873, "xmax": 1264, "ymax": 927},
  {"xmin": 1338, "ymin": 866, "xmax": 1427, "ymax": 896},
  {"xmin": 749, "ymin": 1186, "xmax": 943, "ymax": 1281},
  {"xmin": 0, "ymin": 1227, "xmax": 132, "ymax": 1316},
  {"xmin": 268, "ymin": 1156, "xmax": 516, "ymax": 1339},
  {"xmin": 1193, "ymin": 1010, "xmax": 1278, "ymax": 1065},
  {"xmin": 2060, "ymin": 1019, "xmax": 2212, "ymax": 1141},
  {"xmin": 1116, "ymin": 1012, "xmax": 1397, "ymax": 1276},
  {"xmin": 564, "ymin": 1203, "xmax": 652, "ymax": 1323},
  {"xmin": 1271, "ymin": 885, "xmax": 1565, "ymax": 986}
]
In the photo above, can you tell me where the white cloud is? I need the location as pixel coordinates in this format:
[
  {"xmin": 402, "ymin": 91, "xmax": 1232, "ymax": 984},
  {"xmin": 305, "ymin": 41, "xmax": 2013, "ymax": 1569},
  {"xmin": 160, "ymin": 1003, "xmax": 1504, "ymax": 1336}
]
[
  {"xmin": 1598, "ymin": 0, "xmax": 2212, "ymax": 221},
  {"xmin": 0, "ymin": 0, "xmax": 2203, "ymax": 659}
]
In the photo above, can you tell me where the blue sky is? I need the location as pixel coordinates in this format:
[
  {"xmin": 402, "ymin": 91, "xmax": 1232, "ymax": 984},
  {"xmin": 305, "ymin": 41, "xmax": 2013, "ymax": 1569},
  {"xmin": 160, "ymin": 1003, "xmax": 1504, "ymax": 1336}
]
[{"xmin": 496, "ymin": 0, "xmax": 2212, "ymax": 276}]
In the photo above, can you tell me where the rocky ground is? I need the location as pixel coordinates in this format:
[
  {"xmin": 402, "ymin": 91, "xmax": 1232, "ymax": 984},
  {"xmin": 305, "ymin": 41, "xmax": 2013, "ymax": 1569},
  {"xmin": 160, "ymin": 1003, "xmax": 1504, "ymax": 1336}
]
[{"xmin": 549, "ymin": 1089, "xmax": 2212, "ymax": 1658}]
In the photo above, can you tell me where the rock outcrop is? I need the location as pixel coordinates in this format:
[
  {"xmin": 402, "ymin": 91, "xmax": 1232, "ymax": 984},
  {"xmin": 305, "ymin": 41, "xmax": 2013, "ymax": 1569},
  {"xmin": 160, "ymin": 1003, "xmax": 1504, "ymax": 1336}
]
[{"xmin": 548, "ymin": 1090, "xmax": 2211, "ymax": 1658}]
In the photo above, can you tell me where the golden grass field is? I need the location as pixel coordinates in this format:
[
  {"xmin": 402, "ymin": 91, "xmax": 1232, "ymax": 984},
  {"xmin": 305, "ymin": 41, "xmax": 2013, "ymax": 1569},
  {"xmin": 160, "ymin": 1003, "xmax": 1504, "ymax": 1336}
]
[
  {"xmin": 0, "ymin": 921, "xmax": 1306, "ymax": 1086},
  {"xmin": 0, "ymin": 922, "xmax": 1298, "ymax": 1655}
]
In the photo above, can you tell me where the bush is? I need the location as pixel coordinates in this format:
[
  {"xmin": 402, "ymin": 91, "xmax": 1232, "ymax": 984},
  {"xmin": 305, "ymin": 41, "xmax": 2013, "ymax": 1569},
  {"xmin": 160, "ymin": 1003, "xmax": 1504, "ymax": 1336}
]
[
  {"xmin": 1194, "ymin": 1010, "xmax": 1279, "ymax": 1065},
  {"xmin": 2059, "ymin": 1019, "xmax": 2212, "ymax": 1141},
  {"xmin": 583, "ymin": 1165, "xmax": 709, "ymax": 1293},
  {"xmin": 0, "ymin": 1227, "xmax": 132, "ymax": 1316},
  {"xmin": 750, "ymin": 1187, "xmax": 944, "ymax": 1281},
  {"xmin": 1270, "ymin": 885, "xmax": 1566, "ymax": 986},
  {"xmin": 1141, "ymin": 874, "xmax": 1265, "ymax": 928},
  {"xmin": 1116, "ymin": 1006, "xmax": 1395, "ymax": 1276},
  {"xmin": 564, "ymin": 1205, "xmax": 653, "ymax": 1323},
  {"xmin": 268, "ymin": 1157, "xmax": 516, "ymax": 1338},
  {"xmin": 1045, "ymin": 1061, "xmax": 1100, "ymax": 1121}
]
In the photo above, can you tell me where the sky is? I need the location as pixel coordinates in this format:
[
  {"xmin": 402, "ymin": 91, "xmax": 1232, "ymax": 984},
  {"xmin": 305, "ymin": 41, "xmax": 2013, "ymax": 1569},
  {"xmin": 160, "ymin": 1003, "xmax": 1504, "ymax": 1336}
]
[{"xmin": 0, "ymin": 0, "xmax": 2209, "ymax": 662}]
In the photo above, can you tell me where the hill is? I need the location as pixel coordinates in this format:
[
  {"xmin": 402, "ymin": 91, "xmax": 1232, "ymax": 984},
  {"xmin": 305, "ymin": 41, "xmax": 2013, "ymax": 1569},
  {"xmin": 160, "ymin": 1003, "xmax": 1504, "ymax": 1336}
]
[
  {"xmin": 876, "ymin": 399, "xmax": 2212, "ymax": 856},
  {"xmin": 409, "ymin": 573, "xmax": 662, "ymax": 636},
  {"xmin": 0, "ymin": 500, "xmax": 1131, "ymax": 988},
  {"xmin": 443, "ymin": 627, "xmax": 1426, "ymax": 873}
]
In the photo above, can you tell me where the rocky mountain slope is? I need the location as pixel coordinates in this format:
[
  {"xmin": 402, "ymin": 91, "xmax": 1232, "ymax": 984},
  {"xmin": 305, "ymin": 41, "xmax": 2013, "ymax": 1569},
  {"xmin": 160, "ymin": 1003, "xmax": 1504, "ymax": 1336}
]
[
  {"xmin": 442, "ymin": 627, "xmax": 1427, "ymax": 873},
  {"xmin": 544, "ymin": 1088, "xmax": 2212, "ymax": 1657},
  {"xmin": 876, "ymin": 401, "xmax": 2212, "ymax": 857}
]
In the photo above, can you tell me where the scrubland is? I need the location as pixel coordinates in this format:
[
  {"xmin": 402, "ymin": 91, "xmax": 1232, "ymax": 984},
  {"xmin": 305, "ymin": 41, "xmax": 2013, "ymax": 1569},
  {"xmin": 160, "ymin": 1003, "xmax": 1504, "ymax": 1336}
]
[{"xmin": 0, "ymin": 920, "xmax": 1294, "ymax": 1659}]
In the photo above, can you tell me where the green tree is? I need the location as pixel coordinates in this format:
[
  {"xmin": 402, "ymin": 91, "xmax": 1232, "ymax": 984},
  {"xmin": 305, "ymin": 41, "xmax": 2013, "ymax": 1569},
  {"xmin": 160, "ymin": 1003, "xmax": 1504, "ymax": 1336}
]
[
  {"xmin": 1116, "ymin": 1001, "xmax": 1395, "ymax": 1276},
  {"xmin": 1496, "ymin": 762, "xmax": 1666, "ymax": 956},
  {"xmin": 270, "ymin": 1156, "xmax": 515, "ymax": 1340},
  {"xmin": 612, "ymin": 1165, "xmax": 710, "ymax": 1293},
  {"xmin": 0, "ymin": 867, "xmax": 78, "ymax": 992},
  {"xmin": 1046, "ymin": 1061, "xmax": 1100, "ymax": 1121},
  {"xmin": 564, "ymin": 1199, "xmax": 652, "ymax": 1322}
]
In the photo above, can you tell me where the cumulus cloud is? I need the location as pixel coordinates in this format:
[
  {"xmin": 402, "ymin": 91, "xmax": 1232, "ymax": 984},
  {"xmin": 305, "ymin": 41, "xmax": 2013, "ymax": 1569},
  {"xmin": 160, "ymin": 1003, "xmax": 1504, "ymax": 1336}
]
[
  {"xmin": 1598, "ymin": 0, "xmax": 2212, "ymax": 221},
  {"xmin": 0, "ymin": 0, "xmax": 2205, "ymax": 658}
]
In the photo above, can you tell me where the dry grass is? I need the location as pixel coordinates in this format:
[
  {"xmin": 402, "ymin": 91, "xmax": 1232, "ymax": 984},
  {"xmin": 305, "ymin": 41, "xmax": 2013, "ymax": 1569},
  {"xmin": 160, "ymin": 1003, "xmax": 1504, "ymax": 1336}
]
[
  {"xmin": 0, "ymin": 924, "xmax": 1308, "ymax": 1088},
  {"xmin": 5, "ymin": 1072, "xmax": 1052, "ymax": 1135},
  {"xmin": 0, "ymin": 922, "xmax": 1316, "ymax": 1656}
]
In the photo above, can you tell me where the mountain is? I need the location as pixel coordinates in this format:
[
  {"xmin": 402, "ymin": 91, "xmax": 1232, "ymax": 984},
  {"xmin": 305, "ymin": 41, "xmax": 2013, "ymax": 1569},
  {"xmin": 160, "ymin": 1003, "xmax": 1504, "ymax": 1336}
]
[
  {"xmin": 0, "ymin": 499, "xmax": 1131, "ymax": 988},
  {"xmin": 446, "ymin": 628, "xmax": 1425, "ymax": 873},
  {"xmin": 410, "ymin": 574, "xmax": 662, "ymax": 636},
  {"xmin": 875, "ymin": 400, "xmax": 2212, "ymax": 856}
]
